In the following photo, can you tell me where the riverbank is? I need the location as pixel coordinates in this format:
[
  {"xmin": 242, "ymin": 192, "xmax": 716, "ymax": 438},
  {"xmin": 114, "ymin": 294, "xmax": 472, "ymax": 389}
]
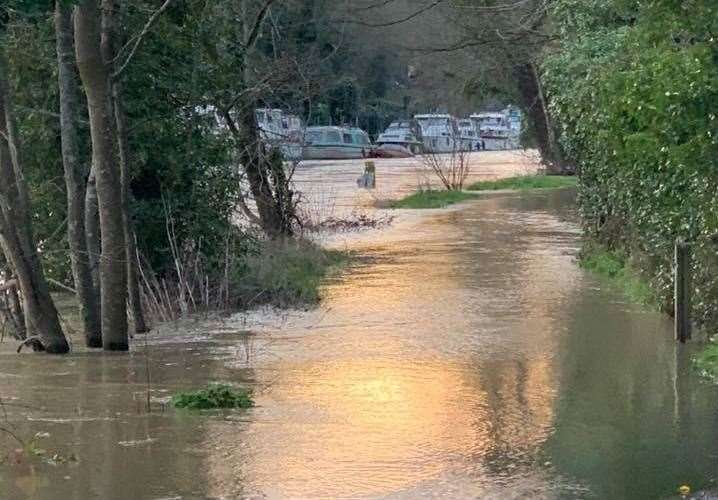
[
  {"xmin": 467, "ymin": 174, "xmax": 577, "ymax": 191},
  {"xmin": 383, "ymin": 173, "xmax": 576, "ymax": 210},
  {"xmin": 578, "ymin": 243, "xmax": 655, "ymax": 306}
]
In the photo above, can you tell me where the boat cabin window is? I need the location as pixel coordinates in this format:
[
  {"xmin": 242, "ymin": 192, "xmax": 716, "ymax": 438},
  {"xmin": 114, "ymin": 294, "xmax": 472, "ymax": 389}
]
[
  {"xmin": 343, "ymin": 133, "xmax": 353, "ymax": 144},
  {"xmin": 325, "ymin": 130, "xmax": 341, "ymax": 143},
  {"xmin": 305, "ymin": 130, "xmax": 323, "ymax": 144},
  {"xmin": 354, "ymin": 133, "xmax": 370, "ymax": 145}
]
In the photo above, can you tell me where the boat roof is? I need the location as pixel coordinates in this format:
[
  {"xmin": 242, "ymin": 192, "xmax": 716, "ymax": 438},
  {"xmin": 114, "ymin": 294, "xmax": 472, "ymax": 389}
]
[
  {"xmin": 470, "ymin": 112, "xmax": 505, "ymax": 119},
  {"xmin": 305, "ymin": 126, "xmax": 369, "ymax": 135},
  {"xmin": 414, "ymin": 114, "xmax": 453, "ymax": 119}
]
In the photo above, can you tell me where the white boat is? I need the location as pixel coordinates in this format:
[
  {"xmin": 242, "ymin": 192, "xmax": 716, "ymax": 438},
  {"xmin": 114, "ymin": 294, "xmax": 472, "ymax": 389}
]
[
  {"xmin": 374, "ymin": 120, "xmax": 424, "ymax": 158},
  {"xmin": 470, "ymin": 107, "xmax": 522, "ymax": 150},
  {"xmin": 255, "ymin": 108, "xmax": 304, "ymax": 160},
  {"xmin": 414, "ymin": 114, "xmax": 460, "ymax": 153},
  {"xmin": 301, "ymin": 126, "xmax": 373, "ymax": 160},
  {"xmin": 457, "ymin": 118, "xmax": 480, "ymax": 151}
]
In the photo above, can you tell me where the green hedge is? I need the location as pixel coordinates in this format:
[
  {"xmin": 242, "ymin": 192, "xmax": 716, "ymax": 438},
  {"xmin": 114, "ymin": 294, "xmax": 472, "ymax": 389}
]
[{"xmin": 543, "ymin": 0, "xmax": 718, "ymax": 325}]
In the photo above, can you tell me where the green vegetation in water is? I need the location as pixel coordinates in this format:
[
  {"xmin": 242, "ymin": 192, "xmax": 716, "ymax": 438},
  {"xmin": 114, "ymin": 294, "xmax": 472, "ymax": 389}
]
[
  {"xmin": 390, "ymin": 189, "xmax": 477, "ymax": 209},
  {"xmin": 579, "ymin": 244, "xmax": 654, "ymax": 306},
  {"xmin": 467, "ymin": 175, "xmax": 577, "ymax": 191},
  {"xmin": 694, "ymin": 344, "xmax": 718, "ymax": 382},
  {"xmin": 235, "ymin": 240, "xmax": 350, "ymax": 307},
  {"xmin": 171, "ymin": 383, "xmax": 254, "ymax": 410}
]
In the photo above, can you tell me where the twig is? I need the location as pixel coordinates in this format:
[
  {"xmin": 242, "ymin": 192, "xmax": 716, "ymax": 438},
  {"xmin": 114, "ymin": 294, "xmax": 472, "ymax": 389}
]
[{"xmin": 111, "ymin": 0, "xmax": 174, "ymax": 80}]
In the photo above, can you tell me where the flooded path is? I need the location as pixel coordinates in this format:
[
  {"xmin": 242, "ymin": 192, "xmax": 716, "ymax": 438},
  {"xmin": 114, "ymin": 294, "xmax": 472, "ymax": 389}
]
[{"xmin": 3, "ymin": 187, "xmax": 718, "ymax": 499}]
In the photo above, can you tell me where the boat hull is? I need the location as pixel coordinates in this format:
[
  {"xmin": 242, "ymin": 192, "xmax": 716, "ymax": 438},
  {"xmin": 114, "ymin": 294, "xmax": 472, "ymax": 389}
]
[
  {"xmin": 301, "ymin": 145, "xmax": 371, "ymax": 160},
  {"xmin": 374, "ymin": 142, "xmax": 421, "ymax": 158}
]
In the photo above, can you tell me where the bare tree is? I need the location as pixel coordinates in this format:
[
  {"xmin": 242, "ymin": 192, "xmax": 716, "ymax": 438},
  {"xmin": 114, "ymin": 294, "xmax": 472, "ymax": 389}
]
[{"xmin": 422, "ymin": 146, "xmax": 470, "ymax": 191}]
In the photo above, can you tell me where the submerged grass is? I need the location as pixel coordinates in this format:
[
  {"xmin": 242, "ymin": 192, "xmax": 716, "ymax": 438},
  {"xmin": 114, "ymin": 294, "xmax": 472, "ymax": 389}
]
[
  {"xmin": 236, "ymin": 239, "xmax": 350, "ymax": 307},
  {"xmin": 390, "ymin": 189, "xmax": 478, "ymax": 209},
  {"xmin": 171, "ymin": 383, "xmax": 253, "ymax": 409},
  {"xmin": 467, "ymin": 175, "xmax": 577, "ymax": 191},
  {"xmin": 694, "ymin": 344, "xmax": 718, "ymax": 382},
  {"xmin": 579, "ymin": 243, "xmax": 655, "ymax": 306}
]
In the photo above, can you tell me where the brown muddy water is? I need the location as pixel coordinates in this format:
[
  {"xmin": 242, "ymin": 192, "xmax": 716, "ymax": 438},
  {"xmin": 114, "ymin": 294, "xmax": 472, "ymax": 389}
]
[{"xmin": 2, "ymin": 188, "xmax": 718, "ymax": 499}]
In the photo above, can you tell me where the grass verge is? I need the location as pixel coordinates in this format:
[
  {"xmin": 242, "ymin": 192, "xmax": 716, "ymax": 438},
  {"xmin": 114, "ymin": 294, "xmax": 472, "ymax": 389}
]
[
  {"xmin": 578, "ymin": 243, "xmax": 654, "ymax": 306},
  {"xmin": 235, "ymin": 239, "xmax": 350, "ymax": 307},
  {"xmin": 390, "ymin": 189, "xmax": 478, "ymax": 209},
  {"xmin": 467, "ymin": 175, "xmax": 577, "ymax": 191},
  {"xmin": 171, "ymin": 383, "xmax": 253, "ymax": 409},
  {"xmin": 694, "ymin": 344, "xmax": 718, "ymax": 382}
]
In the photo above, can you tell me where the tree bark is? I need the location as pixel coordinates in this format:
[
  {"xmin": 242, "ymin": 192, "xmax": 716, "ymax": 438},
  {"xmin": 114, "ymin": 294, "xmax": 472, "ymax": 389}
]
[
  {"xmin": 113, "ymin": 83, "xmax": 148, "ymax": 334},
  {"xmin": 0, "ymin": 262, "xmax": 26, "ymax": 340},
  {"xmin": 0, "ymin": 53, "xmax": 69, "ymax": 353},
  {"xmin": 106, "ymin": 0, "xmax": 148, "ymax": 334},
  {"xmin": 85, "ymin": 167, "xmax": 101, "ymax": 290},
  {"xmin": 233, "ymin": 104, "xmax": 289, "ymax": 238},
  {"xmin": 515, "ymin": 62, "xmax": 565, "ymax": 174},
  {"xmin": 74, "ymin": 0, "xmax": 128, "ymax": 351},
  {"xmin": 55, "ymin": 1, "xmax": 102, "ymax": 347}
]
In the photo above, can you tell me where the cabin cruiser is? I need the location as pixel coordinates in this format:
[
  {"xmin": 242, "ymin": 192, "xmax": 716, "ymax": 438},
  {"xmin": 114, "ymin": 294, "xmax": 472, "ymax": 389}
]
[
  {"xmin": 374, "ymin": 120, "xmax": 424, "ymax": 158},
  {"xmin": 470, "ymin": 106, "xmax": 522, "ymax": 150},
  {"xmin": 457, "ymin": 118, "xmax": 480, "ymax": 151},
  {"xmin": 414, "ymin": 114, "xmax": 460, "ymax": 153},
  {"xmin": 301, "ymin": 126, "xmax": 373, "ymax": 160},
  {"xmin": 255, "ymin": 108, "xmax": 304, "ymax": 160}
]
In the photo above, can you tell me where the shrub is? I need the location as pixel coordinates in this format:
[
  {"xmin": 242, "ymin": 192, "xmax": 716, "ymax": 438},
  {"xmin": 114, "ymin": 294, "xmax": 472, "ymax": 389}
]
[{"xmin": 171, "ymin": 383, "xmax": 253, "ymax": 410}]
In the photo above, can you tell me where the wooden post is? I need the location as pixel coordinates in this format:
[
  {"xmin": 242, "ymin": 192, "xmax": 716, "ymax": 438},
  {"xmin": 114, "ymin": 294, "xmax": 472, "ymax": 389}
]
[
  {"xmin": 357, "ymin": 161, "xmax": 376, "ymax": 189},
  {"xmin": 674, "ymin": 239, "xmax": 692, "ymax": 343},
  {"xmin": 365, "ymin": 161, "xmax": 376, "ymax": 189}
]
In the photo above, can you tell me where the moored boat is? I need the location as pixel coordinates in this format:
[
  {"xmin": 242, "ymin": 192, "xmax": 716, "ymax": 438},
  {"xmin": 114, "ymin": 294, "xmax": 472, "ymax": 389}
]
[
  {"xmin": 301, "ymin": 126, "xmax": 373, "ymax": 160},
  {"xmin": 256, "ymin": 108, "xmax": 304, "ymax": 160},
  {"xmin": 457, "ymin": 118, "xmax": 480, "ymax": 151},
  {"xmin": 414, "ymin": 114, "xmax": 460, "ymax": 153},
  {"xmin": 374, "ymin": 120, "xmax": 424, "ymax": 158}
]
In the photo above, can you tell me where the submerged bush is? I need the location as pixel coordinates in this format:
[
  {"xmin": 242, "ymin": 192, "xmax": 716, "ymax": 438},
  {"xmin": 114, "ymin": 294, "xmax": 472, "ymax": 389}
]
[
  {"xmin": 579, "ymin": 243, "xmax": 655, "ymax": 306},
  {"xmin": 234, "ymin": 239, "xmax": 349, "ymax": 307},
  {"xmin": 171, "ymin": 384, "xmax": 253, "ymax": 410},
  {"xmin": 694, "ymin": 344, "xmax": 718, "ymax": 382}
]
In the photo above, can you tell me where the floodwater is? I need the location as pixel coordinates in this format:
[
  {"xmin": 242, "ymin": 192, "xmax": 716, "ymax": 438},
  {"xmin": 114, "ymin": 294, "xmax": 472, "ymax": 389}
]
[{"xmin": 2, "ymin": 185, "xmax": 718, "ymax": 499}]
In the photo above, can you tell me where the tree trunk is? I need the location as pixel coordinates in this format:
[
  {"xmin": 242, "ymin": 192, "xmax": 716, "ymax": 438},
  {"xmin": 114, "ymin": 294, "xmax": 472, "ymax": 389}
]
[
  {"xmin": 55, "ymin": 1, "xmax": 102, "ymax": 347},
  {"xmin": 1, "ymin": 261, "xmax": 26, "ymax": 340},
  {"xmin": 85, "ymin": 167, "xmax": 101, "ymax": 290},
  {"xmin": 515, "ymin": 62, "xmax": 565, "ymax": 174},
  {"xmin": 234, "ymin": 104, "xmax": 289, "ymax": 238},
  {"xmin": 113, "ymin": 83, "xmax": 148, "ymax": 334},
  {"xmin": 0, "ymin": 53, "xmax": 69, "ymax": 354},
  {"xmin": 74, "ymin": 1, "xmax": 128, "ymax": 351}
]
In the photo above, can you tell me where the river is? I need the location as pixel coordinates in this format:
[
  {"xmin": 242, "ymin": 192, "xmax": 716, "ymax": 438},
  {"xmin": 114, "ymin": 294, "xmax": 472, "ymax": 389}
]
[{"xmin": 2, "ymin": 182, "xmax": 718, "ymax": 498}]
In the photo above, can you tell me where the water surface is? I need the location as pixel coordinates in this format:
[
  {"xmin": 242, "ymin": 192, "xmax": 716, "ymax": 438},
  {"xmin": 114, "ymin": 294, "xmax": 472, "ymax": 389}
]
[{"xmin": 1, "ymin": 189, "xmax": 717, "ymax": 499}]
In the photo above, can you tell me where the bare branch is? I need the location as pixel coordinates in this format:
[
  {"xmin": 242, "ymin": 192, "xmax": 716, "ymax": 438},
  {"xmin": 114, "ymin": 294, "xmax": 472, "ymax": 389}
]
[
  {"xmin": 244, "ymin": 0, "xmax": 277, "ymax": 50},
  {"xmin": 111, "ymin": 0, "xmax": 174, "ymax": 80},
  {"xmin": 334, "ymin": 0, "xmax": 445, "ymax": 28}
]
